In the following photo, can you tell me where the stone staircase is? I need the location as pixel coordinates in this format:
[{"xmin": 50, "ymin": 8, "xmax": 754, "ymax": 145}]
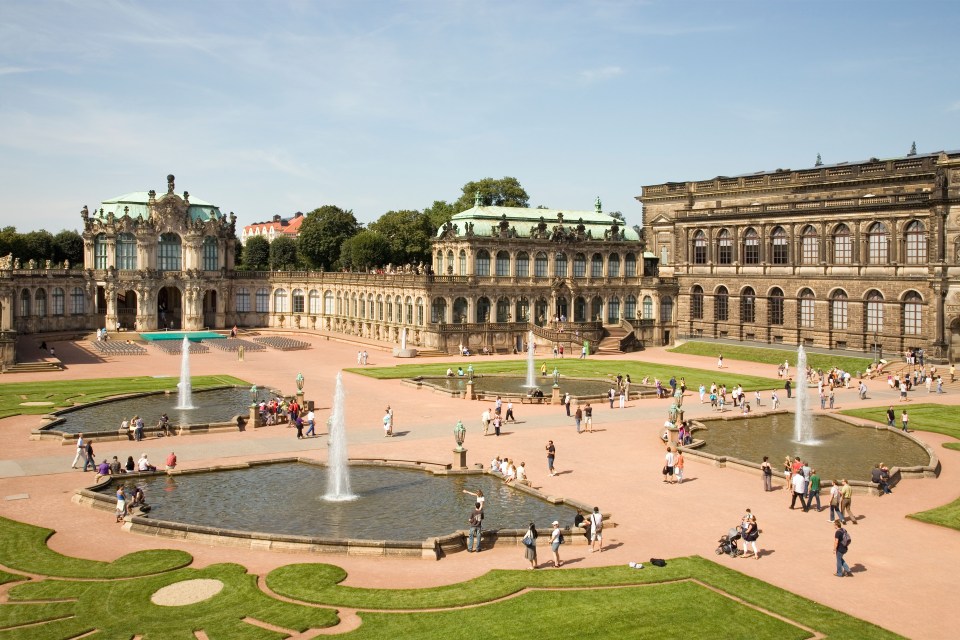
[
  {"xmin": 2, "ymin": 361, "xmax": 62, "ymax": 374},
  {"xmin": 595, "ymin": 325, "xmax": 629, "ymax": 355}
]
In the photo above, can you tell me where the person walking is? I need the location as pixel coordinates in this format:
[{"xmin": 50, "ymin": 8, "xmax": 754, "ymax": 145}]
[
  {"xmin": 608, "ymin": 387, "xmax": 615, "ymax": 409},
  {"xmin": 807, "ymin": 469, "xmax": 822, "ymax": 511},
  {"xmin": 522, "ymin": 522, "xmax": 538, "ymax": 569},
  {"xmin": 305, "ymin": 409, "xmax": 316, "ymax": 437},
  {"xmin": 467, "ymin": 502, "xmax": 484, "ymax": 552},
  {"xmin": 481, "ymin": 407, "xmax": 491, "ymax": 436},
  {"xmin": 383, "ymin": 409, "xmax": 392, "ymax": 437},
  {"xmin": 901, "ymin": 410, "xmax": 910, "ymax": 432},
  {"xmin": 505, "ymin": 400, "xmax": 515, "ymax": 423},
  {"xmin": 574, "ymin": 404, "xmax": 583, "ymax": 434},
  {"xmin": 771, "ymin": 391, "xmax": 780, "ymax": 409},
  {"xmin": 760, "ymin": 456, "xmax": 773, "ymax": 492},
  {"xmin": 550, "ymin": 520, "xmax": 563, "ymax": 567},
  {"xmin": 564, "ymin": 393, "xmax": 571, "ymax": 416},
  {"xmin": 790, "ymin": 469, "xmax": 808, "ymax": 511},
  {"xmin": 886, "ymin": 406, "xmax": 896, "ymax": 428},
  {"xmin": 546, "ymin": 440, "xmax": 557, "ymax": 476},
  {"xmin": 828, "ymin": 480, "xmax": 844, "ymax": 523},
  {"xmin": 584, "ymin": 403, "xmax": 593, "ymax": 433},
  {"xmin": 717, "ymin": 353, "xmax": 724, "ymax": 368},
  {"xmin": 663, "ymin": 447, "xmax": 675, "ymax": 483},
  {"xmin": 71, "ymin": 433, "xmax": 86, "ymax": 469},
  {"xmin": 834, "ymin": 520, "xmax": 853, "ymax": 577},
  {"xmin": 589, "ymin": 507, "xmax": 604, "ymax": 552},
  {"xmin": 840, "ymin": 479, "xmax": 856, "ymax": 524},
  {"xmin": 740, "ymin": 509, "xmax": 760, "ymax": 559},
  {"xmin": 82, "ymin": 440, "xmax": 96, "ymax": 472},
  {"xmin": 828, "ymin": 388, "xmax": 835, "ymax": 409},
  {"xmin": 674, "ymin": 449, "xmax": 685, "ymax": 484},
  {"xmin": 619, "ymin": 385, "xmax": 626, "ymax": 409},
  {"xmin": 785, "ymin": 378, "xmax": 792, "ymax": 399}
]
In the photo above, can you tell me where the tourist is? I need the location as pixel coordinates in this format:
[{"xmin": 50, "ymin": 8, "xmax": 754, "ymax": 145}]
[
  {"xmin": 771, "ymin": 391, "xmax": 779, "ymax": 409},
  {"xmin": 382, "ymin": 408, "xmax": 392, "ymax": 437},
  {"xmin": 467, "ymin": 501, "xmax": 483, "ymax": 552},
  {"xmin": 574, "ymin": 509, "xmax": 590, "ymax": 543},
  {"xmin": 740, "ymin": 509, "xmax": 760, "ymax": 560},
  {"xmin": 790, "ymin": 467, "xmax": 808, "ymax": 511},
  {"xmin": 901, "ymin": 410, "xmax": 910, "ymax": 432},
  {"xmin": 137, "ymin": 453, "xmax": 156, "ymax": 472},
  {"xmin": 505, "ymin": 400, "xmax": 515, "ymax": 423},
  {"xmin": 546, "ymin": 440, "xmax": 557, "ymax": 476},
  {"xmin": 619, "ymin": 385, "xmax": 626, "ymax": 409},
  {"xmin": 840, "ymin": 479, "xmax": 856, "ymax": 524},
  {"xmin": 952, "ymin": 363, "xmax": 957, "ymax": 383},
  {"xmin": 580, "ymin": 345, "xmax": 586, "ymax": 359},
  {"xmin": 94, "ymin": 459, "xmax": 111, "ymax": 482},
  {"xmin": 165, "ymin": 451, "xmax": 177, "ymax": 470},
  {"xmin": 937, "ymin": 375, "xmax": 944, "ymax": 394},
  {"xmin": 828, "ymin": 388, "xmax": 835, "ymax": 409},
  {"xmin": 109, "ymin": 456, "xmax": 123, "ymax": 475},
  {"xmin": 858, "ymin": 381, "xmax": 868, "ymax": 400},
  {"xmin": 900, "ymin": 381, "xmax": 908, "ymax": 402},
  {"xmin": 305, "ymin": 408, "xmax": 316, "ymax": 437},
  {"xmin": 550, "ymin": 520, "xmax": 563, "ymax": 567},
  {"xmin": 574, "ymin": 404, "xmax": 583, "ymax": 433},
  {"xmin": 125, "ymin": 455, "xmax": 136, "ymax": 473},
  {"xmin": 134, "ymin": 416, "xmax": 144, "ymax": 441},
  {"xmin": 522, "ymin": 522, "xmax": 538, "ymax": 569},
  {"xmin": 490, "ymin": 456, "xmax": 501, "ymax": 472},
  {"xmin": 699, "ymin": 384, "xmax": 706, "ymax": 403},
  {"xmin": 807, "ymin": 468, "xmax": 822, "ymax": 511},
  {"xmin": 462, "ymin": 488, "xmax": 485, "ymax": 510},
  {"xmin": 886, "ymin": 406, "xmax": 895, "ymax": 428},
  {"xmin": 71, "ymin": 433, "xmax": 86, "ymax": 469},
  {"xmin": 717, "ymin": 353, "xmax": 723, "ymax": 368},
  {"xmin": 783, "ymin": 456, "xmax": 792, "ymax": 484},
  {"xmin": 481, "ymin": 407, "xmax": 491, "ymax": 436},
  {"xmin": 663, "ymin": 447, "xmax": 675, "ymax": 483},
  {"xmin": 872, "ymin": 463, "xmax": 892, "ymax": 494},
  {"xmin": 829, "ymin": 480, "xmax": 844, "ymax": 523},
  {"xmin": 584, "ymin": 403, "xmax": 593, "ymax": 432},
  {"xmin": 674, "ymin": 449, "xmax": 685, "ymax": 484},
  {"xmin": 564, "ymin": 392, "xmax": 571, "ymax": 416},
  {"xmin": 457, "ymin": 366, "xmax": 464, "ymax": 376},
  {"xmin": 833, "ymin": 520, "xmax": 853, "ymax": 577},
  {"xmin": 156, "ymin": 414, "xmax": 171, "ymax": 437},
  {"xmin": 294, "ymin": 415, "xmax": 304, "ymax": 439},
  {"xmin": 785, "ymin": 378, "xmax": 792, "ymax": 399},
  {"xmin": 608, "ymin": 387, "xmax": 615, "ymax": 409},
  {"xmin": 589, "ymin": 506, "xmax": 603, "ymax": 552},
  {"xmin": 495, "ymin": 395, "xmax": 502, "ymax": 416},
  {"xmin": 83, "ymin": 439, "xmax": 96, "ymax": 472},
  {"xmin": 755, "ymin": 390, "xmax": 761, "ymax": 407},
  {"xmin": 493, "ymin": 414, "xmax": 502, "ymax": 436},
  {"xmin": 516, "ymin": 461, "xmax": 528, "ymax": 485},
  {"xmin": 760, "ymin": 456, "xmax": 773, "ymax": 492},
  {"xmin": 540, "ymin": 363, "xmax": 547, "ymax": 377},
  {"xmin": 115, "ymin": 486, "xmax": 127, "ymax": 522},
  {"xmin": 446, "ymin": 367, "xmax": 454, "ymax": 377}
]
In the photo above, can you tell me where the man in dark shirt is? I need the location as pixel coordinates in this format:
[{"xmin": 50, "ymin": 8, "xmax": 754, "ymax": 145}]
[{"xmin": 467, "ymin": 503, "xmax": 483, "ymax": 552}]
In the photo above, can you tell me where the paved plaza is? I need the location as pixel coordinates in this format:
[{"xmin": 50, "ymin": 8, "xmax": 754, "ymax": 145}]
[{"xmin": 1, "ymin": 333, "xmax": 959, "ymax": 638}]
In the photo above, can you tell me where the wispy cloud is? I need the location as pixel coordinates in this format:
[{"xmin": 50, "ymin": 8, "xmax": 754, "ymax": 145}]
[
  {"xmin": 948, "ymin": 100, "xmax": 960, "ymax": 112},
  {"xmin": 580, "ymin": 66, "xmax": 624, "ymax": 82},
  {"xmin": 0, "ymin": 66, "xmax": 35, "ymax": 75}
]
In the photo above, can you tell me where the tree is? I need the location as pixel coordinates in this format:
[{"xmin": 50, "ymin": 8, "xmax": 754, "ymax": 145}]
[
  {"xmin": 297, "ymin": 205, "xmax": 361, "ymax": 270},
  {"xmin": 608, "ymin": 211, "xmax": 625, "ymax": 222},
  {"xmin": 269, "ymin": 236, "xmax": 298, "ymax": 271},
  {"xmin": 422, "ymin": 200, "xmax": 457, "ymax": 233},
  {"xmin": 369, "ymin": 209, "xmax": 434, "ymax": 265},
  {"xmin": 242, "ymin": 236, "xmax": 270, "ymax": 270},
  {"xmin": 52, "ymin": 230, "xmax": 83, "ymax": 266},
  {"xmin": 0, "ymin": 226, "xmax": 20, "ymax": 258},
  {"xmin": 21, "ymin": 230, "xmax": 55, "ymax": 264},
  {"xmin": 452, "ymin": 177, "xmax": 529, "ymax": 212},
  {"xmin": 340, "ymin": 230, "xmax": 392, "ymax": 270}
]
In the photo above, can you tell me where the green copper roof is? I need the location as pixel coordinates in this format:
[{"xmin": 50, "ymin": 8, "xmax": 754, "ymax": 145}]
[
  {"xmin": 96, "ymin": 192, "xmax": 222, "ymax": 223},
  {"xmin": 438, "ymin": 205, "xmax": 639, "ymax": 241}
]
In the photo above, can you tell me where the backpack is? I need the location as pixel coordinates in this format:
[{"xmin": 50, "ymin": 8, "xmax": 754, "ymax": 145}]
[
  {"xmin": 558, "ymin": 532, "xmax": 565, "ymax": 544},
  {"xmin": 841, "ymin": 529, "xmax": 852, "ymax": 548}
]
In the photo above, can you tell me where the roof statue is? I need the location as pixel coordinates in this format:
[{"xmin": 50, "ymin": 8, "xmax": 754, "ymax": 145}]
[
  {"xmin": 474, "ymin": 190, "xmax": 482, "ymax": 207},
  {"xmin": 595, "ymin": 196, "xmax": 602, "ymax": 213},
  {"xmin": 908, "ymin": 141, "xmax": 917, "ymax": 156},
  {"xmin": 815, "ymin": 153, "xmax": 823, "ymax": 167},
  {"xmin": 167, "ymin": 174, "xmax": 175, "ymax": 195}
]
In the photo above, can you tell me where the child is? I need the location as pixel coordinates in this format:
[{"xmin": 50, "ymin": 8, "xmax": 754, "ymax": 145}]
[{"xmin": 771, "ymin": 391, "xmax": 780, "ymax": 410}]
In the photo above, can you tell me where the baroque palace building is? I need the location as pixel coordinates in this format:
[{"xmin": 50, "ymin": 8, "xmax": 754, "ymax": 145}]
[{"xmin": 640, "ymin": 149, "xmax": 960, "ymax": 361}]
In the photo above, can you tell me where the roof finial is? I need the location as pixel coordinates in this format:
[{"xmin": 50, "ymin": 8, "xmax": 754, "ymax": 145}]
[
  {"xmin": 474, "ymin": 190, "xmax": 481, "ymax": 207},
  {"xmin": 595, "ymin": 195, "xmax": 602, "ymax": 213},
  {"xmin": 167, "ymin": 174, "xmax": 175, "ymax": 195},
  {"xmin": 908, "ymin": 141, "xmax": 917, "ymax": 156},
  {"xmin": 815, "ymin": 153, "xmax": 823, "ymax": 167}
]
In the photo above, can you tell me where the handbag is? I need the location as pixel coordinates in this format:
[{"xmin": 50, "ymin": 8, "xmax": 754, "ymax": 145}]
[{"xmin": 662, "ymin": 465, "xmax": 669, "ymax": 475}]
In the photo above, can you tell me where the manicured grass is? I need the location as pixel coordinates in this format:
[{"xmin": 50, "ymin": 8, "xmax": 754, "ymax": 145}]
[
  {"xmin": 0, "ymin": 375, "xmax": 249, "ymax": 419},
  {"xmin": 669, "ymin": 341, "xmax": 874, "ymax": 374},
  {"xmin": 347, "ymin": 359, "xmax": 780, "ymax": 391},
  {"xmin": 0, "ymin": 516, "xmax": 192, "ymax": 578},
  {"xmin": 909, "ymin": 496, "xmax": 960, "ymax": 532},
  {"xmin": 0, "ymin": 569, "xmax": 23, "ymax": 586},
  {"xmin": 840, "ymin": 404, "xmax": 960, "ymax": 443}
]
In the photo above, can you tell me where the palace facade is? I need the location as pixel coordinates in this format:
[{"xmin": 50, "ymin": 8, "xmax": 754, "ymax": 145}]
[{"xmin": 640, "ymin": 150, "xmax": 960, "ymax": 361}]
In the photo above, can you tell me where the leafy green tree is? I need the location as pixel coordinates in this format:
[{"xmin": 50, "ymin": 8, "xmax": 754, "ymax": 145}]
[
  {"xmin": 242, "ymin": 235, "xmax": 270, "ymax": 270},
  {"xmin": 452, "ymin": 177, "xmax": 529, "ymax": 212},
  {"xmin": 340, "ymin": 230, "xmax": 392, "ymax": 270},
  {"xmin": 0, "ymin": 226, "xmax": 21, "ymax": 258},
  {"xmin": 21, "ymin": 230, "xmax": 55, "ymax": 264},
  {"xmin": 369, "ymin": 209, "xmax": 434, "ymax": 265},
  {"xmin": 269, "ymin": 236, "xmax": 299, "ymax": 271},
  {"xmin": 422, "ymin": 200, "xmax": 457, "ymax": 233},
  {"xmin": 608, "ymin": 211, "xmax": 625, "ymax": 222},
  {"xmin": 52, "ymin": 230, "xmax": 84, "ymax": 266},
  {"xmin": 297, "ymin": 205, "xmax": 361, "ymax": 270}
]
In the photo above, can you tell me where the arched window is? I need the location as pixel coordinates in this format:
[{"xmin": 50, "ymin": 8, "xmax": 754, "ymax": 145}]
[
  {"xmin": 309, "ymin": 290, "xmax": 321, "ymax": 314},
  {"xmin": 417, "ymin": 297, "xmax": 424, "ymax": 325},
  {"xmin": 574, "ymin": 296, "xmax": 586, "ymax": 322},
  {"xmin": 833, "ymin": 224, "xmax": 852, "ymax": 264},
  {"xmin": 476, "ymin": 297, "xmax": 490, "ymax": 323},
  {"xmin": 717, "ymin": 229, "xmax": 732, "ymax": 264},
  {"xmin": 867, "ymin": 222, "xmax": 888, "ymax": 264},
  {"xmin": 714, "ymin": 286, "xmax": 729, "ymax": 321},
  {"xmin": 642, "ymin": 295, "xmax": 653, "ymax": 320},
  {"xmin": 236, "ymin": 287, "xmax": 251, "ymax": 312},
  {"xmin": 659, "ymin": 296, "xmax": 674, "ymax": 323},
  {"xmin": 273, "ymin": 288, "xmax": 289, "ymax": 313},
  {"xmin": 515, "ymin": 297, "xmax": 530, "ymax": 323},
  {"xmin": 324, "ymin": 291, "xmax": 334, "ymax": 315},
  {"xmin": 202, "ymin": 236, "xmax": 218, "ymax": 271},
  {"xmin": 865, "ymin": 290, "xmax": 884, "ymax": 332},
  {"xmin": 475, "ymin": 250, "xmax": 490, "ymax": 276},
  {"xmin": 453, "ymin": 297, "xmax": 468, "ymax": 323},
  {"xmin": 516, "ymin": 252, "xmax": 529, "ymax": 277},
  {"xmin": 94, "ymin": 233, "xmax": 108, "ymax": 269},
  {"xmin": 403, "ymin": 296, "xmax": 412, "ymax": 324},
  {"xmin": 431, "ymin": 297, "xmax": 447, "ymax": 323},
  {"xmin": 535, "ymin": 252, "xmax": 548, "ymax": 278},
  {"xmin": 743, "ymin": 228, "xmax": 760, "ymax": 264},
  {"xmin": 52, "ymin": 287, "xmax": 65, "ymax": 316},
  {"xmin": 609, "ymin": 253, "xmax": 621, "ymax": 277},
  {"xmin": 535, "ymin": 298, "xmax": 549, "ymax": 326},
  {"xmin": 376, "ymin": 294, "xmax": 383, "ymax": 320},
  {"xmin": 830, "ymin": 290, "xmax": 848, "ymax": 330},
  {"xmin": 495, "ymin": 250, "xmax": 510, "ymax": 276},
  {"xmin": 624, "ymin": 253, "xmax": 637, "ymax": 276},
  {"xmin": 396, "ymin": 296, "xmax": 403, "ymax": 323},
  {"xmin": 800, "ymin": 226, "xmax": 818, "ymax": 264},
  {"xmin": 691, "ymin": 286, "xmax": 704, "ymax": 320},
  {"xmin": 903, "ymin": 291, "xmax": 922, "ymax": 335},
  {"xmin": 34, "ymin": 288, "xmax": 47, "ymax": 317},
  {"xmin": 255, "ymin": 287, "xmax": 269, "ymax": 313},
  {"xmin": 496, "ymin": 297, "xmax": 510, "ymax": 322},
  {"xmin": 693, "ymin": 230, "xmax": 707, "ymax": 264},
  {"xmin": 292, "ymin": 289, "xmax": 305, "ymax": 314},
  {"xmin": 336, "ymin": 292, "xmax": 343, "ymax": 316},
  {"xmin": 117, "ymin": 233, "xmax": 137, "ymax": 269},
  {"xmin": 434, "ymin": 251, "xmax": 442, "ymax": 275},
  {"xmin": 446, "ymin": 250, "xmax": 454, "ymax": 274},
  {"xmin": 799, "ymin": 288, "xmax": 815, "ymax": 328},
  {"xmin": 358, "ymin": 294, "xmax": 365, "ymax": 318},
  {"xmin": 573, "ymin": 253, "xmax": 586, "ymax": 278},
  {"xmin": 625, "ymin": 295, "xmax": 637, "ymax": 319},
  {"xmin": 386, "ymin": 297, "xmax": 393, "ymax": 322},
  {"xmin": 905, "ymin": 221, "xmax": 926, "ymax": 264},
  {"xmin": 458, "ymin": 250, "xmax": 466, "ymax": 275},
  {"xmin": 18, "ymin": 289, "xmax": 30, "ymax": 316},
  {"xmin": 771, "ymin": 227, "xmax": 788, "ymax": 264},
  {"xmin": 740, "ymin": 287, "xmax": 755, "ymax": 324},
  {"xmin": 351, "ymin": 294, "xmax": 358, "ymax": 317},
  {"xmin": 769, "ymin": 288, "xmax": 784, "ymax": 325},
  {"xmin": 590, "ymin": 296, "xmax": 603, "ymax": 321},
  {"xmin": 158, "ymin": 233, "xmax": 182, "ymax": 271},
  {"xmin": 70, "ymin": 287, "xmax": 85, "ymax": 315},
  {"xmin": 555, "ymin": 252, "xmax": 568, "ymax": 277},
  {"xmin": 591, "ymin": 253, "xmax": 604, "ymax": 278},
  {"xmin": 607, "ymin": 296, "xmax": 620, "ymax": 323}
]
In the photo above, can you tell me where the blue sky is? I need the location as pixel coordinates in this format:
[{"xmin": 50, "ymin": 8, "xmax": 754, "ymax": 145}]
[{"xmin": 1, "ymin": 0, "xmax": 957, "ymax": 234}]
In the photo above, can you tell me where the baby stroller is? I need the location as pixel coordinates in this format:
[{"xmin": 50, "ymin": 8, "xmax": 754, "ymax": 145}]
[{"xmin": 716, "ymin": 526, "xmax": 742, "ymax": 557}]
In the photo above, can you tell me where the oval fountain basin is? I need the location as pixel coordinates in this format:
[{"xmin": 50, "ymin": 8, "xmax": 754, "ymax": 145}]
[
  {"xmin": 695, "ymin": 413, "xmax": 931, "ymax": 481},
  {"xmin": 416, "ymin": 376, "xmax": 615, "ymax": 398}
]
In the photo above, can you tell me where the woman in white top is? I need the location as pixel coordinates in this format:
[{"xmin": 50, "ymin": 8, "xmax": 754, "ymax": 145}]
[
  {"xmin": 462, "ymin": 489, "xmax": 485, "ymax": 510},
  {"xmin": 550, "ymin": 521, "xmax": 562, "ymax": 567}
]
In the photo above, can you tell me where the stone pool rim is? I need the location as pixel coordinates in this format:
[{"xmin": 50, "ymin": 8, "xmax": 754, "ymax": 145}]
[
  {"xmin": 73, "ymin": 457, "xmax": 606, "ymax": 560},
  {"xmin": 404, "ymin": 374, "xmax": 657, "ymax": 401},
  {"xmin": 681, "ymin": 410, "xmax": 940, "ymax": 495}
]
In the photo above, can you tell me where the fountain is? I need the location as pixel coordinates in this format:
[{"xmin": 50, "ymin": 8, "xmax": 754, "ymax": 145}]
[
  {"xmin": 325, "ymin": 372, "xmax": 356, "ymax": 501},
  {"xmin": 525, "ymin": 330, "xmax": 536, "ymax": 387},
  {"xmin": 392, "ymin": 326, "xmax": 417, "ymax": 358},
  {"xmin": 401, "ymin": 327, "xmax": 407, "ymax": 350},
  {"xmin": 793, "ymin": 345, "xmax": 815, "ymax": 444},
  {"xmin": 175, "ymin": 336, "xmax": 194, "ymax": 410}
]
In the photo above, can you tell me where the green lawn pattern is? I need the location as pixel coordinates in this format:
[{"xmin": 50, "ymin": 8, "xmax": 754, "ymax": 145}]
[{"xmin": 669, "ymin": 342, "xmax": 874, "ymax": 374}]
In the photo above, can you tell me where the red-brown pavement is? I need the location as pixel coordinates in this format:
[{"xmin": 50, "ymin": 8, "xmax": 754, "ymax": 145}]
[{"xmin": 2, "ymin": 334, "xmax": 959, "ymax": 638}]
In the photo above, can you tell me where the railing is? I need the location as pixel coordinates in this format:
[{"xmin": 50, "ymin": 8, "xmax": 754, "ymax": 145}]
[{"xmin": 618, "ymin": 318, "xmax": 641, "ymax": 351}]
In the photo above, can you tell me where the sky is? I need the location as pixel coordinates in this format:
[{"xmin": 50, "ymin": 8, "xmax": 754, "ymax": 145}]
[{"xmin": 0, "ymin": 0, "xmax": 957, "ymax": 235}]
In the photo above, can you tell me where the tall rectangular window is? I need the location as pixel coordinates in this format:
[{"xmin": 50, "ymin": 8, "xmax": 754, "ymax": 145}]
[
  {"xmin": 236, "ymin": 288, "xmax": 251, "ymax": 312},
  {"xmin": 52, "ymin": 288, "xmax": 65, "ymax": 316},
  {"xmin": 71, "ymin": 287, "xmax": 85, "ymax": 315},
  {"xmin": 255, "ymin": 288, "xmax": 269, "ymax": 313}
]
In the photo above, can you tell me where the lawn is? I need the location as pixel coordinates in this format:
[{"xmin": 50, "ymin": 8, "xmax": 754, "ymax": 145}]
[
  {"xmin": 0, "ymin": 515, "xmax": 901, "ymax": 639},
  {"xmin": 0, "ymin": 375, "xmax": 249, "ymax": 420},
  {"xmin": 669, "ymin": 341, "xmax": 874, "ymax": 375},
  {"xmin": 347, "ymin": 358, "xmax": 780, "ymax": 392},
  {"xmin": 840, "ymin": 404, "xmax": 960, "ymax": 445},
  {"xmin": 909, "ymin": 497, "xmax": 960, "ymax": 533}
]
